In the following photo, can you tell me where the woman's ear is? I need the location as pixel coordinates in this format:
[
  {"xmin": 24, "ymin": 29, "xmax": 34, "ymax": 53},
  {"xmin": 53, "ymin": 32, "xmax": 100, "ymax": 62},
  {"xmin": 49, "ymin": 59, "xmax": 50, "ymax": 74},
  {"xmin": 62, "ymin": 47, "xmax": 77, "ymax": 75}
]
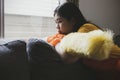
[{"xmin": 70, "ymin": 18, "xmax": 77, "ymax": 26}]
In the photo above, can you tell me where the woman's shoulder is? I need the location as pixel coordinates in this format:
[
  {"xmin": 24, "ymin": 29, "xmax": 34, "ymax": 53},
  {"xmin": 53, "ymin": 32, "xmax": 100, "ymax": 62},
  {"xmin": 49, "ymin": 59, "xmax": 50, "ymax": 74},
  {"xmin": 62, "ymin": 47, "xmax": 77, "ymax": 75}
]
[{"xmin": 77, "ymin": 23, "xmax": 101, "ymax": 33}]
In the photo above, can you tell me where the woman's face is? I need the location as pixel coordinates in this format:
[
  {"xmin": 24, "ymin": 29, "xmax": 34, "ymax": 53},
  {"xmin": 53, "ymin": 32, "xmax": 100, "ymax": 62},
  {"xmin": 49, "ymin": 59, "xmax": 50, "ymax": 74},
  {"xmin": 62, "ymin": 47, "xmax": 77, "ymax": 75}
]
[{"xmin": 54, "ymin": 14, "xmax": 75, "ymax": 34}]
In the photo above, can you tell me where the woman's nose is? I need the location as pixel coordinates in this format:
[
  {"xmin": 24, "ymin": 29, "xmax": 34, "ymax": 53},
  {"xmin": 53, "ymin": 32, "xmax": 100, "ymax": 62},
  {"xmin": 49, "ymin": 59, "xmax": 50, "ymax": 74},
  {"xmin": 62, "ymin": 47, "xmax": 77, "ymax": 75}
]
[{"xmin": 56, "ymin": 24, "xmax": 59, "ymax": 29}]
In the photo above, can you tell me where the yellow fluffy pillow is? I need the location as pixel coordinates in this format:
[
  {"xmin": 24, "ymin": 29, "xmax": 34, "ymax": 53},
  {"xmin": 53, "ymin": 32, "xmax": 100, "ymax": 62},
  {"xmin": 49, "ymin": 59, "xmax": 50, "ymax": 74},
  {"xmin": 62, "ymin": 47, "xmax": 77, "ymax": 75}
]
[{"xmin": 59, "ymin": 30, "xmax": 114, "ymax": 60}]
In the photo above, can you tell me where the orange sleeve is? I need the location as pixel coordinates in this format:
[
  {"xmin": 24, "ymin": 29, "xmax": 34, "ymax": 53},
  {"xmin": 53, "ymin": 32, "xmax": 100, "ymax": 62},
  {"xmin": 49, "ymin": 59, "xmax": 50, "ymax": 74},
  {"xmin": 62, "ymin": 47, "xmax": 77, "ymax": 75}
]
[
  {"xmin": 47, "ymin": 34, "xmax": 57, "ymax": 43},
  {"xmin": 47, "ymin": 33, "xmax": 65, "ymax": 47}
]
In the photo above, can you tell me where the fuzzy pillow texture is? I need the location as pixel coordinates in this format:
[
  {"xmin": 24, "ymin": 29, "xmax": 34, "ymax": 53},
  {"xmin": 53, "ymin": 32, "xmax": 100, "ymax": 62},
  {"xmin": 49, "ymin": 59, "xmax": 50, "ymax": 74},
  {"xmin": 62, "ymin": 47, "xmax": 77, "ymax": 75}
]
[{"xmin": 59, "ymin": 30, "xmax": 114, "ymax": 61}]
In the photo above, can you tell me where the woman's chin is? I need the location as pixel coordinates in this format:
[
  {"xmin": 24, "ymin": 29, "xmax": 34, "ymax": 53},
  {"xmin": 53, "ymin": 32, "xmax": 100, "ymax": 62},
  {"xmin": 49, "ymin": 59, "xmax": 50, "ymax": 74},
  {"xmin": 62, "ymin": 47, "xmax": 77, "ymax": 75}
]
[{"xmin": 58, "ymin": 30, "xmax": 62, "ymax": 33}]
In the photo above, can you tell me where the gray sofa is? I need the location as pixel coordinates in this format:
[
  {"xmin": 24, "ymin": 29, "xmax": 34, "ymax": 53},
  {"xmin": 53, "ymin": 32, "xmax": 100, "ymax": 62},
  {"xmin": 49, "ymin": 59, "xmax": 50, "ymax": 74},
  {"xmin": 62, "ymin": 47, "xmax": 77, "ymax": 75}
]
[
  {"xmin": 0, "ymin": 40, "xmax": 29, "ymax": 80},
  {"xmin": 0, "ymin": 38, "xmax": 120, "ymax": 80}
]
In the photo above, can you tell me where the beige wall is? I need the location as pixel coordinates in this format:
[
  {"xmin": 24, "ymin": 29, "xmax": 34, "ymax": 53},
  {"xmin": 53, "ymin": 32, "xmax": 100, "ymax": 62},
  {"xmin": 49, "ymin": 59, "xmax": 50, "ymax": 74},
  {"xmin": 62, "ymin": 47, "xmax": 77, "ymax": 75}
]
[{"xmin": 79, "ymin": 0, "xmax": 120, "ymax": 35}]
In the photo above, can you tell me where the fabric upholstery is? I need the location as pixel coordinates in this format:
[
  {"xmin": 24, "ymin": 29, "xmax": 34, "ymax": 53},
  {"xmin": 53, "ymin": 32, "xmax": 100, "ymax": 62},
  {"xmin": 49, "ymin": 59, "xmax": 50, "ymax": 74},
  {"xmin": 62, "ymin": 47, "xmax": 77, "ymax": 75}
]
[
  {"xmin": 0, "ymin": 40, "xmax": 29, "ymax": 80},
  {"xmin": 27, "ymin": 38, "xmax": 97, "ymax": 80}
]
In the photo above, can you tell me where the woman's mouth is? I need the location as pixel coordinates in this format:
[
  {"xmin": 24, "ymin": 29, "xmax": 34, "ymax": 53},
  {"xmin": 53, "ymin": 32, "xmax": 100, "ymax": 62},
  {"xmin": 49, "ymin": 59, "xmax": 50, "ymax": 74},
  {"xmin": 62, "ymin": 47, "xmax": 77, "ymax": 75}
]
[{"xmin": 58, "ymin": 30, "xmax": 61, "ymax": 33}]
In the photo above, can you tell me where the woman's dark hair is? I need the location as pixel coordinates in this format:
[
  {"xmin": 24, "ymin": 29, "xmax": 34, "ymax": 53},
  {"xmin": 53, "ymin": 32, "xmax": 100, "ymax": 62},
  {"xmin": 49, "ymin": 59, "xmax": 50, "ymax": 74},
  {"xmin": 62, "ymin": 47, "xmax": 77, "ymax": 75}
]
[{"xmin": 54, "ymin": 2, "xmax": 88, "ymax": 32}]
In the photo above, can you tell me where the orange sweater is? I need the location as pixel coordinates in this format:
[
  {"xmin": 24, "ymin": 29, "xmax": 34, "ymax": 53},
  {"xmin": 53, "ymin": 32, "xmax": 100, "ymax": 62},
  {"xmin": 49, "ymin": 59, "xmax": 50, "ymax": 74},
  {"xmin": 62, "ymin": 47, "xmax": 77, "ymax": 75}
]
[{"xmin": 47, "ymin": 33, "xmax": 65, "ymax": 47}]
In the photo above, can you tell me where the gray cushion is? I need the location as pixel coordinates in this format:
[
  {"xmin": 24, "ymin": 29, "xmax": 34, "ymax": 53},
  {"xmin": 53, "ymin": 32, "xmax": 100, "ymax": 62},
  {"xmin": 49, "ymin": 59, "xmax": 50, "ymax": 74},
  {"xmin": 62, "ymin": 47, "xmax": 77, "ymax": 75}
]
[{"xmin": 0, "ymin": 40, "xmax": 29, "ymax": 80}]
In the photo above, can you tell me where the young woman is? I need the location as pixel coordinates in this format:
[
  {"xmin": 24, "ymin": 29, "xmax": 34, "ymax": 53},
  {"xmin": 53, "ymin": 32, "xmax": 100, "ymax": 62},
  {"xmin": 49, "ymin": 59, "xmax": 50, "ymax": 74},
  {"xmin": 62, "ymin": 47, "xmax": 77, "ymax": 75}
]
[
  {"xmin": 46, "ymin": 2, "xmax": 88, "ymax": 47},
  {"xmin": 27, "ymin": 2, "xmax": 99, "ymax": 80},
  {"xmin": 47, "ymin": 2, "xmax": 100, "ymax": 64},
  {"xmin": 47, "ymin": 3, "xmax": 120, "ymax": 79}
]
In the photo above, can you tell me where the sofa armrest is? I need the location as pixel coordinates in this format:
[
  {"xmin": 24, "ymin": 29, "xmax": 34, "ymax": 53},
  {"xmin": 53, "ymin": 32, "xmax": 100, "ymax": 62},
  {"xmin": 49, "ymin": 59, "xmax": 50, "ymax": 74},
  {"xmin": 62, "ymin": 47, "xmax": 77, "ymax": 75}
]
[{"xmin": 0, "ymin": 40, "xmax": 29, "ymax": 80}]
